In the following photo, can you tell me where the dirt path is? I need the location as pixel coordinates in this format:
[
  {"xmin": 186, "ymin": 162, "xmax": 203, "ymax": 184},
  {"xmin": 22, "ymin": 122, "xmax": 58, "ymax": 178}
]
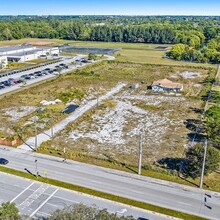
[{"xmin": 18, "ymin": 83, "xmax": 126, "ymax": 151}]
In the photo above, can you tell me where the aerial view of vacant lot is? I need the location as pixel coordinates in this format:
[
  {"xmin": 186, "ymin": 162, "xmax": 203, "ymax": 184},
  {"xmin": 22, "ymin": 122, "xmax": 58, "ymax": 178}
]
[{"xmin": 34, "ymin": 61, "xmax": 212, "ymax": 167}]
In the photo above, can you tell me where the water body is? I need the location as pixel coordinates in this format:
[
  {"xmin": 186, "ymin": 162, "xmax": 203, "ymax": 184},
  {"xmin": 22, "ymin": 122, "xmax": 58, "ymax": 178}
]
[{"xmin": 61, "ymin": 46, "xmax": 121, "ymax": 55}]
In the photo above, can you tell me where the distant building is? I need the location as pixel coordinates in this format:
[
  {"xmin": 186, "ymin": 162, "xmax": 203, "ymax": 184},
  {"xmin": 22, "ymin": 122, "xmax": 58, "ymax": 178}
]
[
  {"xmin": 0, "ymin": 44, "xmax": 59, "ymax": 63},
  {"xmin": 131, "ymin": 83, "xmax": 139, "ymax": 89},
  {"xmin": 151, "ymin": 78, "xmax": 183, "ymax": 92}
]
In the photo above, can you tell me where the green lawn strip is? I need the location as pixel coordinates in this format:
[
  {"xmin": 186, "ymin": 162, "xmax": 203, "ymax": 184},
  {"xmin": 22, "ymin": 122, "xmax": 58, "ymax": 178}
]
[{"xmin": 0, "ymin": 166, "xmax": 206, "ymax": 220}]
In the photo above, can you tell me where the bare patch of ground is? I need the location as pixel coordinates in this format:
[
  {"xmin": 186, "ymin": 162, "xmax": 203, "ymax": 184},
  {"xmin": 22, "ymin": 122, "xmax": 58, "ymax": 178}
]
[
  {"xmin": 178, "ymin": 71, "xmax": 202, "ymax": 79},
  {"xmin": 1, "ymin": 106, "xmax": 37, "ymax": 121}
]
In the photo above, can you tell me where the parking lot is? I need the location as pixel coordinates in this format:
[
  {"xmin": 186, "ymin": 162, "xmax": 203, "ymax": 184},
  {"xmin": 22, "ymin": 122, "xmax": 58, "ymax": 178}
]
[
  {"xmin": 0, "ymin": 55, "xmax": 87, "ymax": 95},
  {"xmin": 0, "ymin": 172, "xmax": 166, "ymax": 220}
]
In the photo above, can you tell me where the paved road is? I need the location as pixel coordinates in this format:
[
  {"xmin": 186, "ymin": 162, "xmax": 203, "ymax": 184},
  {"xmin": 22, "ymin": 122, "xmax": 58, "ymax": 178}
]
[
  {"xmin": 0, "ymin": 173, "xmax": 170, "ymax": 220},
  {"xmin": 1, "ymin": 146, "xmax": 220, "ymax": 219},
  {"xmin": 18, "ymin": 82, "xmax": 126, "ymax": 151}
]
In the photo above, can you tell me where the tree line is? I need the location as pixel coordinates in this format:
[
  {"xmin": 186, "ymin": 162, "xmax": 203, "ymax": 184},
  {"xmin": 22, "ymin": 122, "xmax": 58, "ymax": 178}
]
[{"xmin": 0, "ymin": 17, "xmax": 218, "ymax": 42}]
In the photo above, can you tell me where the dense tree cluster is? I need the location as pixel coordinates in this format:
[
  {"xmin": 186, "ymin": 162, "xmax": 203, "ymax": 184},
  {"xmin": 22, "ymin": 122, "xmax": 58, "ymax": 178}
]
[
  {"xmin": 185, "ymin": 145, "xmax": 220, "ymax": 178},
  {"xmin": 205, "ymin": 105, "xmax": 220, "ymax": 146},
  {"xmin": 0, "ymin": 16, "xmax": 219, "ymax": 63},
  {"xmin": 168, "ymin": 35, "xmax": 220, "ymax": 63}
]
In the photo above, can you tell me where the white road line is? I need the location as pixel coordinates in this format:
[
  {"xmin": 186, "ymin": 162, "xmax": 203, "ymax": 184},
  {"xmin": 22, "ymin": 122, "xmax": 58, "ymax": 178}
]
[
  {"xmin": 47, "ymin": 203, "xmax": 63, "ymax": 208},
  {"xmin": 30, "ymin": 188, "xmax": 59, "ymax": 217},
  {"xmin": 10, "ymin": 182, "xmax": 35, "ymax": 203},
  {"xmin": 48, "ymin": 195, "xmax": 80, "ymax": 204},
  {"xmin": 178, "ymin": 202, "xmax": 191, "ymax": 206},
  {"xmin": 36, "ymin": 211, "xmax": 51, "ymax": 217}
]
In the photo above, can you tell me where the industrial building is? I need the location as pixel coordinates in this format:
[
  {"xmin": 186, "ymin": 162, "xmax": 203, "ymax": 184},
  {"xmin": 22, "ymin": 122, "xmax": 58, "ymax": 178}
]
[{"xmin": 0, "ymin": 44, "xmax": 59, "ymax": 65}]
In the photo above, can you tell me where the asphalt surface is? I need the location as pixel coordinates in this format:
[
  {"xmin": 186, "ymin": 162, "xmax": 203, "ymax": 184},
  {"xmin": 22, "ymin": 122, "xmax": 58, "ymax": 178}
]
[
  {"xmin": 0, "ymin": 172, "xmax": 170, "ymax": 220},
  {"xmin": 0, "ymin": 146, "xmax": 220, "ymax": 220}
]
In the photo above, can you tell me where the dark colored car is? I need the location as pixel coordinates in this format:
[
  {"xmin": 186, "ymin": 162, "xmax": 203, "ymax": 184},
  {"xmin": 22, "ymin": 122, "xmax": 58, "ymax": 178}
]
[{"xmin": 0, "ymin": 158, "xmax": 9, "ymax": 165}]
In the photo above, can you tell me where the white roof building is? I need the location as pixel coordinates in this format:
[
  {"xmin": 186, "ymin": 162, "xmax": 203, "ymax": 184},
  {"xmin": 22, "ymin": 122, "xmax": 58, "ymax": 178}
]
[{"xmin": 0, "ymin": 45, "xmax": 59, "ymax": 63}]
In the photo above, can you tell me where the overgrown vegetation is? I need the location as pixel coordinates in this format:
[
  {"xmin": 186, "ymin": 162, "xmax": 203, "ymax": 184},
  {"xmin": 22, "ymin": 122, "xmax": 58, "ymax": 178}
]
[
  {"xmin": 185, "ymin": 145, "xmax": 220, "ymax": 178},
  {"xmin": 49, "ymin": 204, "xmax": 135, "ymax": 220},
  {"xmin": 0, "ymin": 202, "xmax": 20, "ymax": 220}
]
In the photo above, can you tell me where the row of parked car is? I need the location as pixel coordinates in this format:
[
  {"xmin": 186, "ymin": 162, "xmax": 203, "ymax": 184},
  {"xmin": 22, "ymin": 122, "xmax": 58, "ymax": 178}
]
[{"xmin": 0, "ymin": 63, "xmax": 68, "ymax": 90}]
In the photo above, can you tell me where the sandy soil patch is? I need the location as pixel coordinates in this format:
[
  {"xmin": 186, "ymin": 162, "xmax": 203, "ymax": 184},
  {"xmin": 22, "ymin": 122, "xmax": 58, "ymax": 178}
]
[{"xmin": 2, "ymin": 106, "xmax": 37, "ymax": 121}]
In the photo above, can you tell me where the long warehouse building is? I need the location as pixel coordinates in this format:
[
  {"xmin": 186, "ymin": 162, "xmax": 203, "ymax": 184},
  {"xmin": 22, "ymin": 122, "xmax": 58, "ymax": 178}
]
[{"xmin": 0, "ymin": 44, "xmax": 59, "ymax": 63}]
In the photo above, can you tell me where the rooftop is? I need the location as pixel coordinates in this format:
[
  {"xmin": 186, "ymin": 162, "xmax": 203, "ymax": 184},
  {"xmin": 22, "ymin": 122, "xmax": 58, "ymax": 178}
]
[
  {"xmin": 6, "ymin": 48, "xmax": 45, "ymax": 57},
  {"xmin": 0, "ymin": 45, "xmax": 35, "ymax": 53},
  {"xmin": 152, "ymin": 78, "xmax": 183, "ymax": 89}
]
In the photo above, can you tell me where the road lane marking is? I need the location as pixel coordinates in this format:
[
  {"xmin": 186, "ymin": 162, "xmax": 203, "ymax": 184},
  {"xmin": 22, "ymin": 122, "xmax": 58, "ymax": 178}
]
[
  {"xmin": 178, "ymin": 202, "xmax": 191, "ymax": 206},
  {"xmin": 10, "ymin": 182, "xmax": 35, "ymax": 203},
  {"xmin": 36, "ymin": 211, "xmax": 51, "ymax": 217},
  {"xmin": 30, "ymin": 188, "xmax": 59, "ymax": 217},
  {"xmin": 18, "ymin": 184, "xmax": 49, "ymax": 208}
]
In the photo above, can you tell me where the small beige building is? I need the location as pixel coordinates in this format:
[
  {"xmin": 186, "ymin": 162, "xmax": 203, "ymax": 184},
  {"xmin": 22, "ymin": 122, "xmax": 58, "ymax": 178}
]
[{"xmin": 152, "ymin": 78, "xmax": 183, "ymax": 92}]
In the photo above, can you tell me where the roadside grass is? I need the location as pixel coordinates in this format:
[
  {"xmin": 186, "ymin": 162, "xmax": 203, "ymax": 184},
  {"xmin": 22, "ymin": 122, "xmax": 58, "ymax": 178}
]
[
  {"xmin": 0, "ymin": 166, "xmax": 206, "ymax": 220},
  {"xmin": 0, "ymin": 62, "xmax": 31, "ymax": 72},
  {"xmin": 26, "ymin": 59, "xmax": 53, "ymax": 64}
]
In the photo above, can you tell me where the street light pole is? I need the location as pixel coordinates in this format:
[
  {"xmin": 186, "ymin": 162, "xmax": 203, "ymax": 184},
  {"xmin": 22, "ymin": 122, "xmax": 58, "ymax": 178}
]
[
  {"xmin": 200, "ymin": 139, "xmax": 208, "ymax": 189},
  {"xmin": 35, "ymin": 159, "xmax": 38, "ymax": 176},
  {"xmin": 138, "ymin": 133, "xmax": 143, "ymax": 175}
]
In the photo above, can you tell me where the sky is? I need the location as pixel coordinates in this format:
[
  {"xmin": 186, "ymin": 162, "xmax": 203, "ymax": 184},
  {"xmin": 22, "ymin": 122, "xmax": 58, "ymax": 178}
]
[{"xmin": 1, "ymin": 0, "xmax": 220, "ymax": 16}]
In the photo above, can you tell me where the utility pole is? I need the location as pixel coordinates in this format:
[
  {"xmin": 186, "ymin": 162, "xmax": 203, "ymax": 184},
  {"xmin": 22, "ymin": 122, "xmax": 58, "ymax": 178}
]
[
  {"xmin": 34, "ymin": 115, "xmax": 37, "ymax": 149},
  {"xmin": 97, "ymin": 93, "xmax": 99, "ymax": 107},
  {"xmin": 138, "ymin": 133, "xmax": 143, "ymax": 175},
  {"xmin": 51, "ymin": 117, "xmax": 54, "ymax": 137},
  {"xmin": 200, "ymin": 139, "xmax": 208, "ymax": 189},
  {"xmin": 64, "ymin": 147, "xmax": 66, "ymax": 161}
]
